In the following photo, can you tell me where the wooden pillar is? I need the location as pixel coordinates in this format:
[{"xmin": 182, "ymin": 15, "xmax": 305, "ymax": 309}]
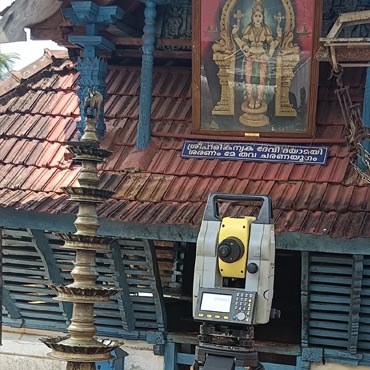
[
  {"xmin": 137, "ymin": 0, "xmax": 157, "ymax": 149},
  {"xmin": 137, "ymin": 0, "xmax": 169, "ymax": 149},
  {"xmin": 64, "ymin": 1, "xmax": 123, "ymax": 138},
  {"xmin": 360, "ymin": 68, "xmax": 370, "ymax": 169}
]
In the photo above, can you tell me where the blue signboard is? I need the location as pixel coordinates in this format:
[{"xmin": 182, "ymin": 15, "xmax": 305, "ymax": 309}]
[{"xmin": 181, "ymin": 141, "xmax": 328, "ymax": 165}]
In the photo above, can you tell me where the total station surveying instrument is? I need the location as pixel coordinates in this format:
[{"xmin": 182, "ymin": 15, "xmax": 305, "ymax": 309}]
[{"xmin": 192, "ymin": 193, "xmax": 276, "ymax": 370}]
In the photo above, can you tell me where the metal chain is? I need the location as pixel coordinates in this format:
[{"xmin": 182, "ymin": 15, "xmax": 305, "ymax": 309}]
[
  {"xmin": 333, "ymin": 70, "xmax": 370, "ymax": 184},
  {"xmin": 351, "ymin": 161, "xmax": 370, "ymax": 184}
]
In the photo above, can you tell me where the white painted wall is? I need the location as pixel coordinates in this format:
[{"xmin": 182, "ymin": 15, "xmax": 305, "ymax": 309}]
[
  {"xmin": 312, "ymin": 364, "xmax": 370, "ymax": 370},
  {"xmin": 4, "ymin": 328, "xmax": 370, "ymax": 370},
  {"xmin": 0, "ymin": 329, "xmax": 66, "ymax": 370},
  {"xmin": 0, "ymin": 328, "xmax": 164, "ymax": 370}
]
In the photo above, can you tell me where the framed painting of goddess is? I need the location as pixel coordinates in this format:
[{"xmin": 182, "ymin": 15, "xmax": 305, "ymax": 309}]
[{"xmin": 192, "ymin": 0, "xmax": 322, "ymax": 137}]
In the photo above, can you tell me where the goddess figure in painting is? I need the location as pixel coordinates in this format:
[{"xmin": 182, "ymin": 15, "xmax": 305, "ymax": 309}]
[{"xmin": 232, "ymin": 0, "xmax": 282, "ymax": 126}]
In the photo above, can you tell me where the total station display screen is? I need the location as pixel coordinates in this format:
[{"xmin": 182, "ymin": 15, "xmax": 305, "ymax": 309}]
[{"xmin": 200, "ymin": 292, "xmax": 233, "ymax": 313}]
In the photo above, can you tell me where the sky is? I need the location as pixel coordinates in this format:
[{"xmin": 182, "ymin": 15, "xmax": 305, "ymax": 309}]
[{"xmin": 0, "ymin": 0, "xmax": 66, "ymax": 71}]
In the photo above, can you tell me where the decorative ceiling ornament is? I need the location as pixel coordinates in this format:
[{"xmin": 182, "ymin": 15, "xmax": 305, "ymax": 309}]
[{"xmin": 156, "ymin": 0, "xmax": 192, "ymax": 50}]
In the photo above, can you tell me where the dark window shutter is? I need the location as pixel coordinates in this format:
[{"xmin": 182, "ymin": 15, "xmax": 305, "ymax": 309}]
[
  {"xmin": 0, "ymin": 227, "xmax": 2, "ymax": 344},
  {"xmin": 307, "ymin": 253, "xmax": 354, "ymax": 351},
  {"xmin": 305, "ymin": 252, "xmax": 368, "ymax": 357},
  {"xmin": 358, "ymin": 256, "xmax": 370, "ymax": 352}
]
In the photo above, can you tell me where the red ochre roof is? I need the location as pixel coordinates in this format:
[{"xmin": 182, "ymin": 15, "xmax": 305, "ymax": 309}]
[{"xmin": 0, "ymin": 49, "xmax": 369, "ymax": 238}]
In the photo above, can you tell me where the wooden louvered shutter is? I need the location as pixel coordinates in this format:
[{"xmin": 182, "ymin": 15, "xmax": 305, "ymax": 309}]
[
  {"xmin": 0, "ymin": 227, "xmax": 2, "ymax": 344},
  {"xmin": 358, "ymin": 256, "xmax": 370, "ymax": 352},
  {"xmin": 303, "ymin": 252, "xmax": 365, "ymax": 358},
  {"xmin": 2, "ymin": 228, "xmax": 68, "ymax": 331}
]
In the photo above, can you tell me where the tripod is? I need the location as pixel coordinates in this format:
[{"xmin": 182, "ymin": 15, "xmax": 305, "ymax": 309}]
[{"xmin": 192, "ymin": 323, "xmax": 265, "ymax": 370}]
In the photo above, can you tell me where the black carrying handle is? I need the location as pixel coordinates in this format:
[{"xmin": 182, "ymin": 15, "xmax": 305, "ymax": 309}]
[{"xmin": 203, "ymin": 193, "xmax": 273, "ymax": 224}]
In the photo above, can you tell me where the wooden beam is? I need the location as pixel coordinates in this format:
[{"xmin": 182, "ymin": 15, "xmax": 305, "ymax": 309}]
[
  {"xmin": 2, "ymin": 287, "xmax": 23, "ymax": 321},
  {"xmin": 0, "ymin": 206, "xmax": 199, "ymax": 242},
  {"xmin": 276, "ymin": 232, "xmax": 370, "ymax": 255},
  {"xmin": 113, "ymin": 37, "xmax": 192, "ymax": 47},
  {"xmin": 31, "ymin": 229, "xmax": 64, "ymax": 285},
  {"xmin": 144, "ymin": 240, "xmax": 167, "ymax": 332},
  {"xmin": 1, "ymin": 208, "xmax": 370, "ymax": 255},
  {"xmin": 115, "ymin": 49, "xmax": 192, "ymax": 59},
  {"xmin": 317, "ymin": 42, "xmax": 370, "ymax": 63},
  {"xmin": 30, "ymin": 229, "xmax": 72, "ymax": 320},
  {"xmin": 110, "ymin": 240, "xmax": 136, "ymax": 331}
]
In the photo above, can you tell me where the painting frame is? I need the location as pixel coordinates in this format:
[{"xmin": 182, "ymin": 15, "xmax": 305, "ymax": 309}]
[{"xmin": 192, "ymin": 0, "xmax": 323, "ymax": 138}]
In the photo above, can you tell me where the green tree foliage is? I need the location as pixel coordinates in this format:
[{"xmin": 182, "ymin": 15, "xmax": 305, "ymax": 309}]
[{"xmin": 0, "ymin": 52, "xmax": 19, "ymax": 79}]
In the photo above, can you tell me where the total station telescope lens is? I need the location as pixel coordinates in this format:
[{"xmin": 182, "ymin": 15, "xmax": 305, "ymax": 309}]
[
  {"xmin": 217, "ymin": 237, "xmax": 244, "ymax": 263},
  {"xmin": 219, "ymin": 244, "xmax": 231, "ymax": 258}
]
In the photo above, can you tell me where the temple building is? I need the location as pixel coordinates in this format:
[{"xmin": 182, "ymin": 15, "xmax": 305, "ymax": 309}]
[{"xmin": 1, "ymin": 1, "xmax": 370, "ymax": 369}]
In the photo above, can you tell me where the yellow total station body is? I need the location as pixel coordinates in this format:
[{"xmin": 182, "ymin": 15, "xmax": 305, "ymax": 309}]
[{"xmin": 218, "ymin": 216, "xmax": 256, "ymax": 279}]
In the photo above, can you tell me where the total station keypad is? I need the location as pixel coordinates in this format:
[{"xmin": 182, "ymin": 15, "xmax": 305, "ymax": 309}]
[{"xmin": 235, "ymin": 292, "xmax": 254, "ymax": 322}]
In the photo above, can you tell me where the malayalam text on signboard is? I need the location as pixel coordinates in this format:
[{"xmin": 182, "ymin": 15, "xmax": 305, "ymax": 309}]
[{"xmin": 181, "ymin": 140, "xmax": 328, "ymax": 165}]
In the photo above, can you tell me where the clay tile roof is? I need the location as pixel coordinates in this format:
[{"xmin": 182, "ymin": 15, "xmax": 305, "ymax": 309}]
[{"xmin": 0, "ymin": 50, "xmax": 368, "ymax": 239}]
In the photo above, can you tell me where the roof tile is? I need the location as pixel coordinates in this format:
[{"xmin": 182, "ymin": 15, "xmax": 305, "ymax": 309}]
[
  {"xmin": 136, "ymin": 174, "xmax": 174, "ymax": 202},
  {"xmin": 19, "ymin": 167, "xmax": 55, "ymax": 191},
  {"xmin": 166, "ymin": 202, "xmax": 203, "ymax": 225},
  {"xmin": 0, "ymin": 55, "xmax": 367, "ymax": 239},
  {"xmin": 359, "ymin": 213, "xmax": 370, "ymax": 238},
  {"xmin": 114, "ymin": 173, "xmax": 151, "ymax": 199},
  {"xmin": 163, "ymin": 177, "xmax": 199, "ymax": 202},
  {"xmin": 42, "ymin": 168, "xmax": 79, "ymax": 192},
  {"xmin": 237, "ymin": 162, "xmax": 257, "ymax": 179},
  {"xmin": 0, "ymin": 113, "xmax": 22, "ymax": 136},
  {"xmin": 106, "ymin": 67, "xmax": 141, "ymax": 96},
  {"xmin": 147, "ymin": 149, "xmax": 177, "ymax": 174},
  {"xmin": 262, "ymin": 163, "xmax": 283, "ymax": 181},
  {"xmin": 218, "ymin": 178, "xmax": 245, "ymax": 194},
  {"xmin": 270, "ymin": 182, "xmax": 302, "ymax": 209},
  {"xmin": 187, "ymin": 158, "xmax": 218, "ymax": 177},
  {"xmin": 98, "ymin": 172, "xmax": 126, "ymax": 192},
  {"xmin": 349, "ymin": 186, "xmax": 370, "ymax": 211},
  {"xmin": 316, "ymin": 157, "xmax": 348, "ymax": 183},
  {"xmin": 300, "ymin": 211, "xmax": 337, "ymax": 235},
  {"xmin": 98, "ymin": 199, "xmax": 133, "ymax": 219},
  {"xmin": 299, "ymin": 210, "xmax": 322, "ymax": 234},
  {"xmin": 292, "ymin": 182, "xmax": 328, "ymax": 211},
  {"xmin": 331, "ymin": 212, "xmax": 365, "ymax": 239},
  {"xmin": 320, "ymin": 184, "xmax": 355, "ymax": 212},
  {"xmin": 244, "ymin": 180, "xmax": 274, "ymax": 196},
  {"xmin": 289, "ymin": 164, "xmax": 309, "ymax": 181},
  {"xmin": 189, "ymin": 177, "xmax": 225, "ymax": 201},
  {"xmin": 213, "ymin": 160, "xmax": 243, "ymax": 179},
  {"xmin": 275, "ymin": 209, "xmax": 308, "ymax": 233},
  {"xmin": 301, "ymin": 164, "xmax": 320, "ymax": 182},
  {"xmin": 100, "ymin": 145, "xmax": 131, "ymax": 172}
]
